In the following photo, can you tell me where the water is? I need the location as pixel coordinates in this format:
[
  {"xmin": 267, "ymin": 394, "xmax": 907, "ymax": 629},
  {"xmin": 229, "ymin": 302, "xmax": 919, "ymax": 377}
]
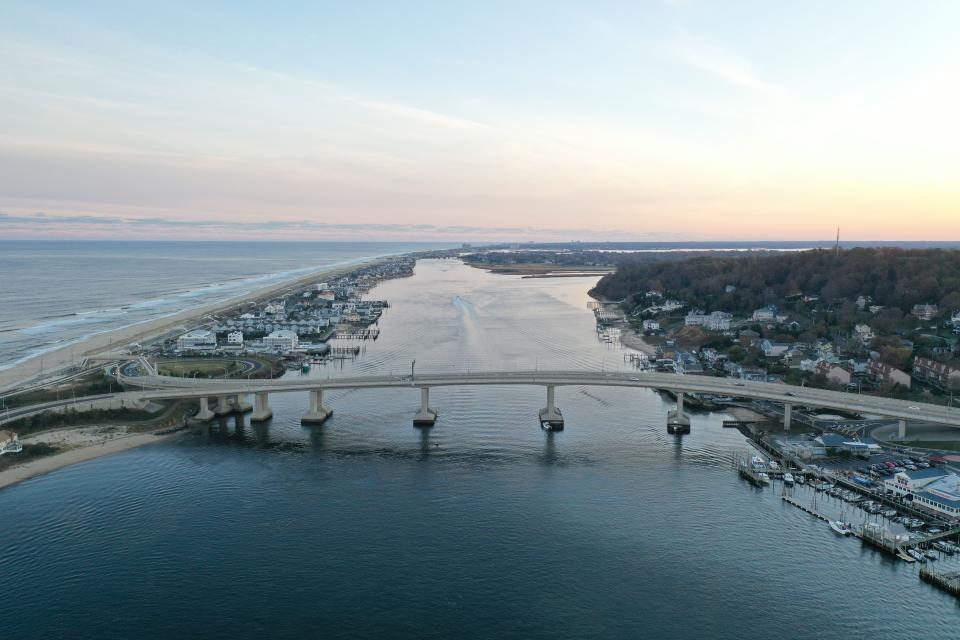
[
  {"xmin": 0, "ymin": 240, "xmax": 446, "ymax": 371},
  {"xmin": 2, "ymin": 260, "xmax": 958, "ymax": 639}
]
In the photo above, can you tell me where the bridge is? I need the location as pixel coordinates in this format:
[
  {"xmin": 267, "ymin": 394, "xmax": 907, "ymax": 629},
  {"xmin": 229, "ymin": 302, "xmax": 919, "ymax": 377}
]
[{"xmin": 109, "ymin": 368, "xmax": 960, "ymax": 434}]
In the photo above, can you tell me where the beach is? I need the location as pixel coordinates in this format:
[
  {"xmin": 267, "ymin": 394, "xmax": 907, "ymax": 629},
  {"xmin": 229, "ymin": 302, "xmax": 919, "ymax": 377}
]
[
  {"xmin": 0, "ymin": 259, "xmax": 379, "ymax": 393},
  {"xmin": 0, "ymin": 428, "xmax": 176, "ymax": 491}
]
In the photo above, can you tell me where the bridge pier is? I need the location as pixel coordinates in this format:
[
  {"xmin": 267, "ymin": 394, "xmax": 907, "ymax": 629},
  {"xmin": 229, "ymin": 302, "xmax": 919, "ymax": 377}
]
[
  {"xmin": 302, "ymin": 388, "xmax": 333, "ymax": 425},
  {"xmin": 667, "ymin": 391, "xmax": 691, "ymax": 434},
  {"xmin": 898, "ymin": 419, "xmax": 907, "ymax": 439},
  {"xmin": 232, "ymin": 394, "xmax": 252, "ymax": 413},
  {"xmin": 214, "ymin": 394, "xmax": 232, "ymax": 416},
  {"xmin": 250, "ymin": 392, "xmax": 273, "ymax": 423},
  {"xmin": 413, "ymin": 386, "xmax": 437, "ymax": 426},
  {"xmin": 194, "ymin": 396, "xmax": 215, "ymax": 422},
  {"xmin": 783, "ymin": 403, "xmax": 792, "ymax": 431},
  {"xmin": 539, "ymin": 385, "xmax": 564, "ymax": 430}
]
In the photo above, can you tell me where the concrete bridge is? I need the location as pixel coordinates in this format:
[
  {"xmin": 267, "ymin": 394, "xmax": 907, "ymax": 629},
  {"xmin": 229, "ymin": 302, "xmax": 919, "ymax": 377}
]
[{"xmin": 113, "ymin": 368, "xmax": 960, "ymax": 435}]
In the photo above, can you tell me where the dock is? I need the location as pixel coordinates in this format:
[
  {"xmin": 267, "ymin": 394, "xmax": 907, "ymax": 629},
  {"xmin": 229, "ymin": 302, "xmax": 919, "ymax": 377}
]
[{"xmin": 920, "ymin": 566, "xmax": 960, "ymax": 598}]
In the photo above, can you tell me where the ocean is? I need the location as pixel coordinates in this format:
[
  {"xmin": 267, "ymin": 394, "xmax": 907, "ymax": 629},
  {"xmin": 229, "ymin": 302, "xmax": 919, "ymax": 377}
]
[
  {"xmin": 1, "ymin": 258, "xmax": 958, "ymax": 639},
  {"xmin": 0, "ymin": 240, "xmax": 446, "ymax": 371}
]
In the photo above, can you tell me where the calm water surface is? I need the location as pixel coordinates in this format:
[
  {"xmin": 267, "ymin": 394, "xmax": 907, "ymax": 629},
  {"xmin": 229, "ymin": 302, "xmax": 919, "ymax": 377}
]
[{"xmin": 2, "ymin": 260, "xmax": 958, "ymax": 639}]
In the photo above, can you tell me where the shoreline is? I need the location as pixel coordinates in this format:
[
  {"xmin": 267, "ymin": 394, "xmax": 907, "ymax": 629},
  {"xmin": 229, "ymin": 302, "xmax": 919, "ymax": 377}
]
[
  {"xmin": 0, "ymin": 255, "xmax": 396, "ymax": 392},
  {"xmin": 0, "ymin": 430, "xmax": 179, "ymax": 491}
]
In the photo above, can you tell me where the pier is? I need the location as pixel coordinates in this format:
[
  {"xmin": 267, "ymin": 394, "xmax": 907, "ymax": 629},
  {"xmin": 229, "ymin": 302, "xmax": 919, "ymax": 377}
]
[{"xmin": 920, "ymin": 566, "xmax": 960, "ymax": 599}]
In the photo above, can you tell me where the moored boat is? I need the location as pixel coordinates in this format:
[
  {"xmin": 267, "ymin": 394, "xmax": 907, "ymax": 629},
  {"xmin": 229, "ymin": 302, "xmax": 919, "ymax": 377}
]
[
  {"xmin": 829, "ymin": 520, "xmax": 851, "ymax": 536},
  {"xmin": 757, "ymin": 472, "xmax": 770, "ymax": 484},
  {"xmin": 783, "ymin": 472, "xmax": 795, "ymax": 486}
]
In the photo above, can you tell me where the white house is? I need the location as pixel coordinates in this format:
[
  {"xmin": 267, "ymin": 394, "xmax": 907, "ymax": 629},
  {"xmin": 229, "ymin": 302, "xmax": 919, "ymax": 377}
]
[
  {"xmin": 685, "ymin": 310, "xmax": 732, "ymax": 331},
  {"xmin": 853, "ymin": 324, "xmax": 875, "ymax": 344},
  {"xmin": 176, "ymin": 329, "xmax": 217, "ymax": 351},
  {"xmin": 264, "ymin": 304, "xmax": 282, "ymax": 315},
  {"xmin": 0, "ymin": 430, "xmax": 21, "ymax": 455},
  {"xmin": 227, "ymin": 331, "xmax": 244, "ymax": 345},
  {"xmin": 752, "ymin": 307, "xmax": 776, "ymax": 322},
  {"xmin": 760, "ymin": 339, "xmax": 790, "ymax": 358},
  {"xmin": 263, "ymin": 329, "xmax": 299, "ymax": 352},
  {"xmin": 642, "ymin": 319, "xmax": 660, "ymax": 331}
]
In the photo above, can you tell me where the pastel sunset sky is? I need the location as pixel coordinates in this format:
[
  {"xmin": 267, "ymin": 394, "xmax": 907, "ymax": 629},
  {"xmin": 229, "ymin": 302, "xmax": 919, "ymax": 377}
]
[{"xmin": 2, "ymin": 1, "xmax": 958, "ymax": 241}]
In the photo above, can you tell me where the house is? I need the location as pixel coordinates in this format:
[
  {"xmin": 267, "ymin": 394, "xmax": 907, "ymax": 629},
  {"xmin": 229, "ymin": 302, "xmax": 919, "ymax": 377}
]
[
  {"xmin": 867, "ymin": 360, "xmax": 911, "ymax": 389},
  {"xmin": 737, "ymin": 366, "xmax": 767, "ymax": 382},
  {"xmin": 227, "ymin": 331, "xmax": 244, "ymax": 346},
  {"xmin": 760, "ymin": 339, "xmax": 790, "ymax": 358},
  {"xmin": 684, "ymin": 310, "xmax": 732, "ymax": 331},
  {"xmin": 912, "ymin": 303, "xmax": 939, "ymax": 321},
  {"xmin": 642, "ymin": 319, "xmax": 660, "ymax": 331},
  {"xmin": 725, "ymin": 284, "xmax": 737, "ymax": 293},
  {"xmin": 176, "ymin": 329, "xmax": 217, "ymax": 352},
  {"xmin": 262, "ymin": 329, "xmax": 299, "ymax": 352},
  {"xmin": 752, "ymin": 306, "xmax": 777, "ymax": 322},
  {"xmin": 674, "ymin": 351, "xmax": 704, "ymax": 375},
  {"xmin": 885, "ymin": 468, "xmax": 960, "ymax": 520},
  {"xmin": 912, "ymin": 357, "xmax": 960, "ymax": 389},
  {"xmin": 264, "ymin": 304, "xmax": 282, "ymax": 315},
  {"xmin": 738, "ymin": 329, "xmax": 760, "ymax": 346},
  {"xmin": 853, "ymin": 324, "xmax": 874, "ymax": 344},
  {"xmin": 0, "ymin": 430, "xmax": 22, "ymax": 455},
  {"xmin": 816, "ymin": 361, "xmax": 851, "ymax": 386}
]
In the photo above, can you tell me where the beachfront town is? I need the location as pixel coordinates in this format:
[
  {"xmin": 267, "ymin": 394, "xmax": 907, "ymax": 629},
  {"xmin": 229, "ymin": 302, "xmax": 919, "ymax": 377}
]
[
  {"xmin": 600, "ymin": 291, "xmax": 960, "ymax": 398},
  {"xmin": 167, "ymin": 256, "xmax": 415, "ymax": 359}
]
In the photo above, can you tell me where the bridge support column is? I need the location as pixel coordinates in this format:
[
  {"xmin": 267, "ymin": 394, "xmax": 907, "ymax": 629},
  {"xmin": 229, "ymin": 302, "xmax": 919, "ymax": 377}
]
[
  {"xmin": 250, "ymin": 392, "xmax": 273, "ymax": 423},
  {"xmin": 783, "ymin": 403, "xmax": 792, "ymax": 431},
  {"xmin": 539, "ymin": 385, "xmax": 564, "ymax": 430},
  {"xmin": 413, "ymin": 386, "xmax": 437, "ymax": 426},
  {"xmin": 194, "ymin": 396, "xmax": 215, "ymax": 422},
  {"xmin": 232, "ymin": 394, "xmax": 252, "ymax": 413},
  {"xmin": 302, "ymin": 388, "xmax": 332, "ymax": 425},
  {"xmin": 898, "ymin": 419, "xmax": 907, "ymax": 439},
  {"xmin": 667, "ymin": 391, "xmax": 691, "ymax": 434},
  {"xmin": 215, "ymin": 394, "xmax": 232, "ymax": 416}
]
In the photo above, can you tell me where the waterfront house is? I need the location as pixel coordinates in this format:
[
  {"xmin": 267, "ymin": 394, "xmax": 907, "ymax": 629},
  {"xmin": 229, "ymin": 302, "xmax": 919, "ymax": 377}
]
[
  {"xmin": 0, "ymin": 430, "xmax": 21, "ymax": 455},
  {"xmin": 262, "ymin": 330, "xmax": 299, "ymax": 352}
]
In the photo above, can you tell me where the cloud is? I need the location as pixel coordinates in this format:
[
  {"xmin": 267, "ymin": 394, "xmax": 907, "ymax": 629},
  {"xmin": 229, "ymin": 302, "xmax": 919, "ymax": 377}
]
[{"xmin": 669, "ymin": 36, "xmax": 773, "ymax": 91}]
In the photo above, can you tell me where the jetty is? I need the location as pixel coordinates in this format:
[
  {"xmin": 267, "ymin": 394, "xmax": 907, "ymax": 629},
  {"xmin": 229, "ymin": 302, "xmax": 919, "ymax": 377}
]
[{"xmin": 920, "ymin": 566, "xmax": 960, "ymax": 599}]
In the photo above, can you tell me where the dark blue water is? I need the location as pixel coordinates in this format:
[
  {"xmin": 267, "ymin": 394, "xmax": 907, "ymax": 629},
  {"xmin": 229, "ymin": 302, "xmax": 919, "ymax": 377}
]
[
  {"xmin": 2, "ymin": 260, "xmax": 958, "ymax": 638},
  {"xmin": 0, "ymin": 240, "xmax": 448, "ymax": 370}
]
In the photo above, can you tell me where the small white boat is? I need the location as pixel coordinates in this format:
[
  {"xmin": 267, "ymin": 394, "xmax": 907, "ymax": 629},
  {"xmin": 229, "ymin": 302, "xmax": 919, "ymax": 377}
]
[
  {"xmin": 795, "ymin": 475, "xmax": 805, "ymax": 485},
  {"xmin": 829, "ymin": 520, "xmax": 851, "ymax": 536},
  {"xmin": 757, "ymin": 472, "xmax": 771, "ymax": 484},
  {"xmin": 751, "ymin": 455, "xmax": 766, "ymax": 469},
  {"xmin": 908, "ymin": 549, "xmax": 927, "ymax": 563},
  {"xmin": 925, "ymin": 549, "xmax": 938, "ymax": 561},
  {"xmin": 783, "ymin": 473, "xmax": 795, "ymax": 486}
]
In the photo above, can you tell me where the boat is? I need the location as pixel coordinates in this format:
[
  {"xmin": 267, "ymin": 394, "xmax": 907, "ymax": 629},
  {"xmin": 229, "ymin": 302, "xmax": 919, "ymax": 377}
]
[
  {"xmin": 907, "ymin": 549, "xmax": 927, "ymax": 563},
  {"xmin": 757, "ymin": 472, "xmax": 770, "ymax": 484},
  {"xmin": 829, "ymin": 520, "xmax": 851, "ymax": 536},
  {"xmin": 795, "ymin": 475, "xmax": 805, "ymax": 485},
  {"xmin": 925, "ymin": 549, "xmax": 938, "ymax": 560},
  {"xmin": 751, "ymin": 455, "xmax": 766, "ymax": 469},
  {"xmin": 783, "ymin": 473, "xmax": 795, "ymax": 486}
]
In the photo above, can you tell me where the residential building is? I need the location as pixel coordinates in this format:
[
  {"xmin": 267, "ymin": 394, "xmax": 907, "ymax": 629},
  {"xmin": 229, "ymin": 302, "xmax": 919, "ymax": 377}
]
[
  {"xmin": 752, "ymin": 306, "xmax": 776, "ymax": 322},
  {"xmin": 816, "ymin": 361, "xmax": 851, "ymax": 386},
  {"xmin": 0, "ymin": 430, "xmax": 21, "ymax": 455},
  {"xmin": 642, "ymin": 319, "xmax": 660, "ymax": 331},
  {"xmin": 853, "ymin": 324, "xmax": 874, "ymax": 344},
  {"xmin": 912, "ymin": 357, "xmax": 960, "ymax": 389},
  {"xmin": 912, "ymin": 303, "xmax": 939, "ymax": 321},
  {"xmin": 684, "ymin": 310, "xmax": 732, "ymax": 331},
  {"xmin": 176, "ymin": 329, "xmax": 217, "ymax": 352},
  {"xmin": 867, "ymin": 360, "xmax": 911, "ymax": 389},
  {"xmin": 674, "ymin": 351, "xmax": 704, "ymax": 375},
  {"xmin": 227, "ymin": 331, "xmax": 244, "ymax": 345},
  {"xmin": 262, "ymin": 329, "xmax": 299, "ymax": 352},
  {"xmin": 760, "ymin": 339, "xmax": 790, "ymax": 358}
]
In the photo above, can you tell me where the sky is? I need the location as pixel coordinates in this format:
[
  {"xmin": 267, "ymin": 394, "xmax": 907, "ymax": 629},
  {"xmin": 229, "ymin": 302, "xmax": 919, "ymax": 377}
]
[{"xmin": 1, "ymin": 1, "xmax": 959, "ymax": 242}]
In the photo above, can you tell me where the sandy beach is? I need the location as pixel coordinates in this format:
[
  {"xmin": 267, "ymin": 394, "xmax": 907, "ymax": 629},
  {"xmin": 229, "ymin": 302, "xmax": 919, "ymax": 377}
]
[
  {"xmin": 0, "ymin": 259, "xmax": 380, "ymax": 393},
  {"xmin": 0, "ymin": 428, "xmax": 176, "ymax": 491}
]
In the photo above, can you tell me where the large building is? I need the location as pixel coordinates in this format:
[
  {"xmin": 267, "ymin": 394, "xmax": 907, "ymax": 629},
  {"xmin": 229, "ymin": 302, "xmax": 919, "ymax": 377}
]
[
  {"xmin": 912, "ymin": 357, "xmax": 960, "ymax": 390},
  {"xmin": 885, "ymin": 468, "xmax": 960, "ymax": 520},
  {"xmin": 176, "ymin": 329, "xmax": 217, "ymax": 352},
  {"xmin": 867, "ymin": 360, "xmax": 911, "ymax": 389},
  {"xmin": 0, "ymin": 430, "xmax": 21, "ymax": 455},
  {"xmin": 684, "ymin": 310, "xmax": 732, "ymax": 331},
  {"xmin": 912, "ymin": 303, "xmax": 939, "ymax": 321},
  {"xmin": 262, "ymin": 329, "xmax": 299, "ymax": 352}
]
